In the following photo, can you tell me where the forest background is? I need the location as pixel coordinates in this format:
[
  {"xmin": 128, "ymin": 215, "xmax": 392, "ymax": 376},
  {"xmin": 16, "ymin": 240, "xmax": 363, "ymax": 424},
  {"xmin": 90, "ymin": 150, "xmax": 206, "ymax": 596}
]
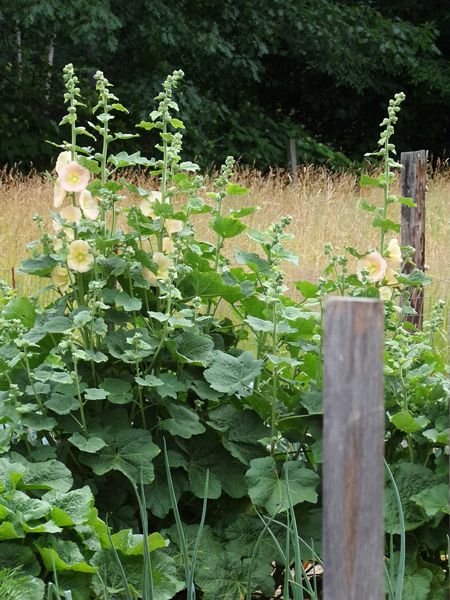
[{"xmin": 2, "ymin": 0, "xmax": 450, "ymax": 171}]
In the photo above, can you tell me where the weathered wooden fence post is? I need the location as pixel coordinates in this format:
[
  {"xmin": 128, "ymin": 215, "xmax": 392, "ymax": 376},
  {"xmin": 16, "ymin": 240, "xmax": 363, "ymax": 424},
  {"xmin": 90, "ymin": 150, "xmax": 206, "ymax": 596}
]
[
  {"xmin": 400, "ymin": 150, "xmax": 427, "ymax": 329},
  {"xmin": 287, "ymin": 138, "xmax": 298, "ymax": 183},
  {"xmin": 323, "ymin": 298, "xmax": 384, "ymax": 600}
]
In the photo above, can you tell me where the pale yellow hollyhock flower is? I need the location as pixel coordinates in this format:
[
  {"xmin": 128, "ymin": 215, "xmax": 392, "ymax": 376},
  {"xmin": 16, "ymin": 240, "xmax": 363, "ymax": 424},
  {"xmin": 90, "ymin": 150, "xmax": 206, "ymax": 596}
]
[
  {"xmin": 58, "ymin": 161, "xmax": 90, "ymax": 193},
  {"xmin": 385, "ymin": 238, "xmax": 402, "ymax": 268},
  {"xmin": 52, "ymin": 220, "xmax": 75, "ymax": 242},
  {"xmin": 51, "ymin": 265, "xmax": 70, "ymax": 293},
  {"xmin": 142, "ymin": 252, "xmax": 172, "ymax": 286},
  {"xmin": 379, "ymin": 286, "xmax": 393, "ymax": 301},
  {"xmin": 140, "ymin": 190, "xmax": 163, "ymax": 218},
  {"xmin": 67, "ymin": 240, "xmax": 94, "ymax": 273},
  {"xmin": 60, "ymin": 205, "xmax": 82, "ymax": 223},
  {"xmin": 162, "ymin": 237, "xmax": 175, "ymax": 254},
  {"xmin": 53, "ymin": 180, "xmax": 66, "ymax": 208},
  {"xmin": 356, "ymin": 251, "xmax": 387, "ymax": 283},
  {"xmin": 165, "ymin": 219, "xmax": 183, "ymax": 235},
  {"xmin": 55, "ymin": 151, "xmax": 72, "ymax": 177},
  {"xmin": 79, "ymin": 190, "xmax": 99, "ymax": 220}
]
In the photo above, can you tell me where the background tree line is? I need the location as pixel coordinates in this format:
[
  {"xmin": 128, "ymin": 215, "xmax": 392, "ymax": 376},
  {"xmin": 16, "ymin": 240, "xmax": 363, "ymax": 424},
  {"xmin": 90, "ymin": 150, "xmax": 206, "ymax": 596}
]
[{"xmin": 1, "ymin": 0, "xmax": 450, "ymax": 170}]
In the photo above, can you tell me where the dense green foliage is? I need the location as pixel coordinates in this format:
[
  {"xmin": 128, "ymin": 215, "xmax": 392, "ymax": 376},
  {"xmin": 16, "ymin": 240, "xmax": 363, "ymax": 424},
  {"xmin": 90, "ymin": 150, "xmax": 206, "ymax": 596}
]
[
  {"xmin": 0, "ymin": 67, "xmax": 448, "ymax": 598},
  {"xmin": 1, "ymin": 0, "xmax": 450, "ymax": 168}
]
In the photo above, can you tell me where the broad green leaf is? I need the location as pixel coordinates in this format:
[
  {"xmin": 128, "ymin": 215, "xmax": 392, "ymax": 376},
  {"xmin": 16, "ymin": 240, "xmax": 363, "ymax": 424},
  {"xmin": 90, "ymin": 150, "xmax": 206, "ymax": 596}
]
[
  {"xmin": 20, "ymin": 460, "xmax": 73, "ymax": 493},
  {"xmin": 211, "ymin": 215, "xmax": 246, "ymax": 239},
  {"xmin": 0, "ymin": 542, "xmax": 40, "ymax": 575},
  {"xmin": 179, "ymin": 270, "xmax": 242, "ymax": 304},
  {"xmin": 225, "ymin": 183, "xmax": 248, "ymax": 195},
  {"xmin": 115, "ymin": 291, "xmax": 142, "ymax": 312},
  {"xmin": 360, "ymin": 174, "xmax": 385, "ymax": 188},
  {"xmin": 44, "ymin": 486, "xmax": 93, "ymax": 527},
  {"xmin": 156, "ymin": 373, "xmax": 187, "ymax": 399},
  {"xmin": 235, "ymin": 249, "xmax": 271, "ymax": 275},
  {"xmin": 173, "ymin": 331, "xmax": 214, "ymax": 366},
  {"xmin": 145, "ymin": 467, "xmax": 187, "ymax": 518},
  {"xmin": 384, "ymin": 463, "xmax": 438, "ymax": 533},
  {"xmin": 204, "ymin": 351, "xmax": 263, "ymax": 396},
  {"xmin": 390, "ymin": 409, "xmax": 425, "ymax": 433},
  {"xmin": 69, "ymin": 433, "xmax": 107, "ymax": 453},
  {"xmin": 412, "ymin": 484, "xmax": 450, "ymax": 517},
  {"xmin": 295, "ymin": 280, "xmax": 319, "ymax": 299},
  {"xmin": 1, "ymin": 297, "xmax": 36, "ymax": 327},
  {"xmin": 84, "ymin": 388, "xmax": 109, "ymax": 401},
  {"xmin": 21, "ymin": 414, "xmax": 57, "ymax": 431},
  {"xmin": 101, "ymin": 378, "xmax": 134, "ymax": 404},
  {"xmin": 396, "ymin": 269, "xmax": 432, "ymax": 287},
  {"xmin": 246, "ymin": 457, "xmax": 319, "ymax": 514},
  {"xmin": 398, "ymin": 195, "xmax": 416, "ymax": 207},
  {"xmin": 0, "ymin": 521, "xmax": 24, "ymax": 540},
  {"xmin": 45, "ymin": 384, "xmax": 79, "ymax": 415},
  {"xmin": 208, "ymin": 405, "xmax": 268, "ymax": 464},
  {"xmin": 4, "ymin": 490, "xmax": 51, "ymax": 522},
  {"xmin": 36, "ymin": 538, "xmax": 97, "ymax": 573},
  {"xmin": 109, "ymin": 529, "xmax": 167, "ymax": 555},
  {"xmin": 371, "ymin": 216, "xmax": 400, "ymax": 232},
  {"xmin": 81, "ymin": 429, "xmax": 159, "ymax": 484},
  {"xmin": 402, "ymin": 567, "xmax": 433, "ymax": 600},
  {"xmin": 161, "ymin": 403, "xmax": 205, "ymax": 438},
  {"xmin": 19, "ymin": 255, "xmax": 57, "ymax": 277}
]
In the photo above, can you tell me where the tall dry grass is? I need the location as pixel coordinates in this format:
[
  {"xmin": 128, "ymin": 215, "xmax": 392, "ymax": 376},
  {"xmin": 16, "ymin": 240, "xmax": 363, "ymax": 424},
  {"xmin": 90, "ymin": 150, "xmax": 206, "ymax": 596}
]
[{"xmin": 0, "ymin": 165, "xmax": 448, "ymax": 329}]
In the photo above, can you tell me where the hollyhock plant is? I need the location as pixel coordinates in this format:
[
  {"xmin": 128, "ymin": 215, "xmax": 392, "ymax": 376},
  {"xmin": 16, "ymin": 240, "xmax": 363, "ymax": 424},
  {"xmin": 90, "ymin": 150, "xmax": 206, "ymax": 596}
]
[
  {"xmin": 58, "ymin": 161, "xmax": 90, "ymax": 193},
  {"xmin": 67, "ymin": 240, "xmax": 94, "ymax": 273},
  {"xmin": 356, "ymin": 250, "xmax": 387, "ymax": 283}
]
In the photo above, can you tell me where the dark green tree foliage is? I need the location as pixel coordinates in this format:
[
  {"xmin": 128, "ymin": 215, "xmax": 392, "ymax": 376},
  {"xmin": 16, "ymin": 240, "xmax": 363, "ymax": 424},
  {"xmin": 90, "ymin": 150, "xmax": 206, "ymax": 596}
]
[{"xmin": 1, "ymin": 0, "xmax": 450, "ymax": 168}]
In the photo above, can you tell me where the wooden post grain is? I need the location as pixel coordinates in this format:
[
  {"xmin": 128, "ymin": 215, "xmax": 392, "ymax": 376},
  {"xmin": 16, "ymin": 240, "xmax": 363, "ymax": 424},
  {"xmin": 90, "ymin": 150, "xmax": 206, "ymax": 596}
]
[
  {"xmin": 323, "ymin": 298, "xmax": 384, "ymax": 600},
  {"xmin": 400, "ymin": 150, "xmax": 427, "ymax": 328},
  {"xmin": 287, "ymin": 138, "xmax": 298, "ymax": 183}
]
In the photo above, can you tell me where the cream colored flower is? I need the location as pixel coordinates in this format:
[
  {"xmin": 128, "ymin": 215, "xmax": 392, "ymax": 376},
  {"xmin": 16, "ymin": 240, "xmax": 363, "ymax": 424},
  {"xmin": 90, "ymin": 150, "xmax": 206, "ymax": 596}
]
[
  {"xmin": 58, "ymin": 161, "xmax": 90, "ymax": 193},
  {"xmin": 356, "ymin": 251, "xmax": 387, "ymax": 283},
  {"xmin": 53, "ymin": 180, "xmax": 66, "ymax": 208},
  {"xmin": 165, "ymin": 219, "xmax": 183, "ymax": 235},
  {"xmin": 379, "ymin": 286, "xmax": 393, "ymax": 301},
  {"xmin": 67, "ymin": 240, "xmax": 94, "ymax": 273},
  {"xmin": 79, "ymin": 190, "xmax": 99, "ymax": 220},
  {"xmin": 385, "ymin": 267, "xmax": 398, "ymax": 285},
  {"xmin": 140, "ymin": 190, "xmax": 163, "ymax": 218},
  {"xmin": 142, "ymin": 252, "xmax": 172, "ymax": 286},
  {"xmin": 60, "ymin": 205, "xmax": 82, "ymax": 223},
  {"xmin": 162, "ymin": 237, "xmax": 175, "ymax": 254},
  {"xmin": 51, "ymin": 265, "xmax": 70, "ymax": 293},
  {"xmin": 385, "ymin": 238, "xmax": 402, "ymax": 268},
  {"xmin": 55, "ymin": 151, "xmax": 72, "ymax": 177}
]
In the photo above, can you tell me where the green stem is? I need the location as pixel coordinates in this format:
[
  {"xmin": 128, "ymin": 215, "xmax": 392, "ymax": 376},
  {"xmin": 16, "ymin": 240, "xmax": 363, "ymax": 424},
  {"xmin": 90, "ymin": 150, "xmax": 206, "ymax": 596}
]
[
  {"xmin": 73, "ymin": 357, "xmax": 88, "ymax": 434},
  {"xmin": 270, "ymin": 301, "xmax": 279, "ymax": 455},
  {"xmin": 380, "ymin": 135, "xmax": 390, "ymax": 254}
]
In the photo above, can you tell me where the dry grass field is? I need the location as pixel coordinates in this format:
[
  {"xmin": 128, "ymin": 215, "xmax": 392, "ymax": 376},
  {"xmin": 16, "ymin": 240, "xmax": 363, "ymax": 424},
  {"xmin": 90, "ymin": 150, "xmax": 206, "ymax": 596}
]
[{"xmin": 0, "ymin": 166, "xmax": 448, "ymax": 343}]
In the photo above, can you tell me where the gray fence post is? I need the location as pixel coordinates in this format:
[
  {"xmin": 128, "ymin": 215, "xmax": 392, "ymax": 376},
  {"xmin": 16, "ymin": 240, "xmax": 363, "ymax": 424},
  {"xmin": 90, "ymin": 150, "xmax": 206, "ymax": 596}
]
[
  {"xmin": 323, "ymin": 297, "xmax": 385, "ymax": 600},
  {"xmin": 400, "ymin": 150, "xmax": 427, "ymax": 328}
]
